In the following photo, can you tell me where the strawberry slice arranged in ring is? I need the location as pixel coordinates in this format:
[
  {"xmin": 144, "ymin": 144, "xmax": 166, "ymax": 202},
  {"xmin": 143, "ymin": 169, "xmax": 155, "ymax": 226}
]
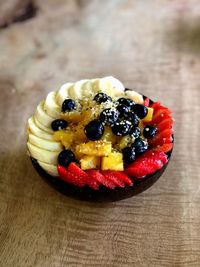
[
  {"xmin": 101, "ymin": 171, "xmax": 133, "ymax": 188},
  {"xmin": 149, "ymin": 128, "xmax": 174, "ymax": 147},
  {"xmin": 153, "ymin": 143, "xmax": 173, "ymax": 153},
  {"xmin": 125, "ymin": 150, "xmax": 168, "ymax": 179},
  {"xmin": 58, "ymin": 165, "xmax": 87, "ymax": 187},
  {"xmin": 148, "ymin": 102, "xmax": 174, "ymax": 153},
  {"xmin": 151, "ymin": 102, "xmax": 171, "ymax": 114},
  {"xmin": 86, "ymin": 170, "xmax": 116, "ymax": 189},
  {"xmin": 68, "ymin": 163, "xmax": 100, "ymax": 190},
  {"xmin": 156, "ymin": 117, "xmax": 174, "ymax": 132}
]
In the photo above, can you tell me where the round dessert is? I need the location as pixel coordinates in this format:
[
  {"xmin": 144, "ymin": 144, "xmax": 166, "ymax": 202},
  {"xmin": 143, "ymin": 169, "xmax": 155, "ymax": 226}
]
[{"xmin": 27, "ymin": 76, "xmax": 174, "ymax": 202}]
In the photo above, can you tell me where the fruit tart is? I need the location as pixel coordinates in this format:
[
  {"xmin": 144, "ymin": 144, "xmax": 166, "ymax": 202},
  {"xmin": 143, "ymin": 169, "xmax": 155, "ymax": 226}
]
[{"xmin": 27, "ymin": 76, "xmax": 174, "ymax": 201}]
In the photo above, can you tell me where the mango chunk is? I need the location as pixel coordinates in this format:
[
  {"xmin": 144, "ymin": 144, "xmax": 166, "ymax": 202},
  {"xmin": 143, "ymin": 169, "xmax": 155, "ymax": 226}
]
[
  {"xmin": 80, "ymin": 155, "xmax": 100, "ymax": 170},
  {"xmin": 76, "ymin": 141, "xmax": 112, "ymax": 156},
  {"xmin": 102, "ymin": 126, "xmax": 117, "ymax": 143},
  {"xmin": 142, "ymin": 107, "xmax": 154, "ymax": 122},
  {"xmin": 101, "ymin": 152, "xmax": 124, "ymax": 171},
  {"xmin": 53, "ymin": 130, "xmax": 73, "ymax": 148},
  {"xmin": 118, "ymin": 136, "xmax": 135, "ymax": 150},
  {"xmin": 60, "ymin": 111, "xmax": 84, "ymax": 123}
]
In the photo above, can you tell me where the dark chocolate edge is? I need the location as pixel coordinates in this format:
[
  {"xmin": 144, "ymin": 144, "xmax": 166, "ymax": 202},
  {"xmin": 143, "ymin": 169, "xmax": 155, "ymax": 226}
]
[
  {"xmin": 31, "ymin": 155, "xmax": 171, "ymax": 202},
  {"xmin": 29, "ymin": 92, "xmax": 174, "ymax": 202}
]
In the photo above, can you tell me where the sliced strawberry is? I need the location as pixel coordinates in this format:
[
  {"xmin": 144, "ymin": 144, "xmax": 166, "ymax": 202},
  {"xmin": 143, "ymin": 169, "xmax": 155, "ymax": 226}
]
[
  {"xmin": 101, "ymin": 171, "xmax": 125, "ymax": 188},
  {"xmin": 86, "ymin": 170, "xmax": 116, "ymax": 189},
  {"xmin": 113, "ymin": 171, "xmax": 133, "ymax": 186},
  {"xmin": 153, "ymin": 143, "xmax": 173, "ymax": 153},
  {"xmin": 156, "ymin": 118, "xmax": 174, "ymax": 132},
  {"xmin": 86, "ymin": 176, "xmax": 100, "ymax": 190},
  {"xmin": 125, "ymin": 150, "xmax": 168, "ymax": 178},
  {"xmin": 58, "ymin": 165, "xmax": 86, "ymax": 187},
  {"xmin": 151, "ymin": 111, "xmax": 172, "ymax": 125},
  {"xmin": 144, "ymin": 97, "xmax": 150, "ymax": 107},
  {"xmin": 150, "ymin": 102, "xmax": 171, "ymax": 114},
  {"xmin": 149, "ymin": 128, "xmax": 173, "ymax": 147},
  {"xmin": 68, "ymin": 163, "xmax": 100, "ymax": 190}
]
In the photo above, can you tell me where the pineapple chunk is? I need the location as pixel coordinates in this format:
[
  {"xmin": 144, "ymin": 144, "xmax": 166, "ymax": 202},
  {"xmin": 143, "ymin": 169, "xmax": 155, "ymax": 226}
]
[
  {"xmin": 76, "ymin": 141, "xmax": 112, "ymax": 156},
  {"xmin": 138, "ymin": 120, "xmax": 144, "ymax": 129},
  {"xmin": 102, "ymin": 126, "xmax": 117, "ymax": 143},
  {"xmin": 54, "ymin": 130, "xmax": 73, "ymax": 148},
  {"xmin": 101, "ymin": 152, "xmax": 124, "ymax": 171},
  {"xmin": 74, "ymin": 150, "xmax": 84, "ymax": 161},
  {"xmin": 119, "ymin": 136, "xmax": 135, "ymax": 150},
  {"xmin": 74, "ymin": 126, "xmax": 88, "ymax": 143},
  {"xmin": 80, "ymin": 155, "xmax": 100, "ymax": 170},
  {"xmin": 61, "ymin": 111, "xmax": 84, "ymax": 123},
  {"xmin": 142, "ymin": 107, "xmax": 154, "ymax": 122}
]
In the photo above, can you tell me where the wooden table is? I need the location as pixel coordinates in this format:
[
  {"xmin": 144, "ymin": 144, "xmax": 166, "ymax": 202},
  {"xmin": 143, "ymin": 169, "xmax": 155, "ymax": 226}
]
[{"xmin": 1, "ymin": 1, "xmax": 200, "ymax": 266}]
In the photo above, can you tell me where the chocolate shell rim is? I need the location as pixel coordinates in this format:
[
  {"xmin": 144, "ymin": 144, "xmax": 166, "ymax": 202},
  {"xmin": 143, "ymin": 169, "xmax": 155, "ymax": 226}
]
[{"xmin": 31, "ymin": 152, "xmax": 172, "ymax": 202}]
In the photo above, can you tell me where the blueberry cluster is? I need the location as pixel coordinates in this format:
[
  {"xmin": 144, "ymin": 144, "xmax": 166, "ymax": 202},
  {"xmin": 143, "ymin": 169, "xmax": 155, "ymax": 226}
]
[{"xmin": 85, "ymin": 94, "xmax": 149, "ymax": 140}]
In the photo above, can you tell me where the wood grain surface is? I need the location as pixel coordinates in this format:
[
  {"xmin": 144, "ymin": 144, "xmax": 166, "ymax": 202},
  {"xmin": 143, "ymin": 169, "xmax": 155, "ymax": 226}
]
[{"xmin": 1, "ymin": 1, "xmax": 200, "ymax": 266}]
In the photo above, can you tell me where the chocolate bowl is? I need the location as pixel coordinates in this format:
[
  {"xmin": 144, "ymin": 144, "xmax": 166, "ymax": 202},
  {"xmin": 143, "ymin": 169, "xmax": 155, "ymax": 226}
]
[
  {"xmin": 31, "ymin": 151, "xmax": 172, "ymax": 202},
  {"xmin": 29, "ymin": 92, "xmax": 174, "ymax": 202}
]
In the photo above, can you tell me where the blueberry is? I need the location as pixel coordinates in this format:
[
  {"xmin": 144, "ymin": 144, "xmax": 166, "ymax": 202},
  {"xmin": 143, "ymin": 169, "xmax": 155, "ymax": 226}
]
[
  {"xmin": 94, "ymin": 93, "xmax": 112, "ymax": 104},
  {"xmin": 133, "ymin": 138, "xmax": 148, "ymax": 155},
  {"xmin": 143, "ymin": 125, "xmax": 157, "ymax": 139},
  {"xmin": 130, "ymin": 127, "xmax": 141, "ymax": 138},
  {"xmin": 84, "ymin": 119, "xmax": 104, "ymax": 141},
  {"xmin": 133, "ymin": 104, "xmax": 148, "ymax": 119},
  {"xmin": 117, "ymin": 104, "xmax": 130, "ymax": 116},
  {"xmin": 122, "ymin": 146, "xmax": 136, "ymax": 164},
  {"xmin": 111, "ymin": 120, "xmax": 132, "ymax": 136},
  {"xmin": 58, "ymin": 149, "xmax": 76, "ymax": 167},
  {"xmin": 62, "ymin": 99, "xmax": 76, "ymax": 112},
  {"xmin": 124, "ymin": 112, "xmax": 139, "ymax": 126},
  {"xmin": 118, "ymin": 98, "xmax": 135, "ymax": 108},
  {"xmin": 51, "ymin": 119, "xmax": 68, "ymax": 131},
  {"xmin": 99, "ymin": 108, "xmax": 119, "ymax": 126}
]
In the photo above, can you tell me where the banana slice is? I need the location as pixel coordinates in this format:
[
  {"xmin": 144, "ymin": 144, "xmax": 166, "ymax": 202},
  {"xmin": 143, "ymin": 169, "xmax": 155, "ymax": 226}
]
[
  {"xmin": 37, "ymin": 161, "xmax": 58, "ymax": 176},
  {"xmin": 56, "ymin": 82, "xmax": 73, "ymax": 106},
  {"xmin": 34, "ymin": 115, "xmax": 54, "ymax": 134},
  {"xmin": 81, "ymin": 80, "xmax": 97, "ymax": 99},
  {"xmin": 27, "ymin": 142, "xmax": 59, "ymax": 165},
  {"xmin": 28, "ymin": 134, "xmax": 63, "ymax": 152},
  {"xmin": 44, "ymin": 91, "xmax": 61, "ymax": 118},
  {"xmin": 125, "ymin": 90, "xmax": 144, "ymax": 104},
  {"xmin": 98, "ymin": 76, "xmax": 125, "ymax": 97},
  {"xmin": 28, "ymin": 117, "xmax": 54, "ymax": 141},
  {"xmin": 68, "ymin": 79, "xmax": 89, "ymax": 99},
  {"xmin": 35, "ymin": 101, "xmax": 55, "ymax": 128}
]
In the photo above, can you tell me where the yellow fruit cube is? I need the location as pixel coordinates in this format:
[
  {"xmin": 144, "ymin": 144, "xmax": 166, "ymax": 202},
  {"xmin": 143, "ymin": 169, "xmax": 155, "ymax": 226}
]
[
  {"xmin": 101, "ymin": 152, "xmax": 124, "ymax": 171},
  {"xmin": 76, "ymin": 141, "xmax": 112, "ymax": 156},
  {"xmin": 74, "ymin": 150, "xmax": 84, "ymax": 161},
  {"xmin": 118, "ymin": 136, "xmax": 135, "ymax": 150},
  {"xmin": 102, "ymin": 126, "xmax": 117, "ymax": 143},
  {"xmin": 74, "ymin": 126, "xmax": 88, "ymax": 143},
  {"xmin": 53, "ymin": 130, "xmax": 73, "ymax": 148},
  {"xmin": 138, "ymin": 120, "xmax": 144, "ymax": 129},
  {"xmin": 61, "ymin": 111, "xmax": 84, "ymax": 123},
  {"xmin": 142, "ymin": 107, "xmax": 154, "ymax": 122},
  {"xmin": 80, "ymin": 155, "xmax": 100, "ymax": 170}
]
